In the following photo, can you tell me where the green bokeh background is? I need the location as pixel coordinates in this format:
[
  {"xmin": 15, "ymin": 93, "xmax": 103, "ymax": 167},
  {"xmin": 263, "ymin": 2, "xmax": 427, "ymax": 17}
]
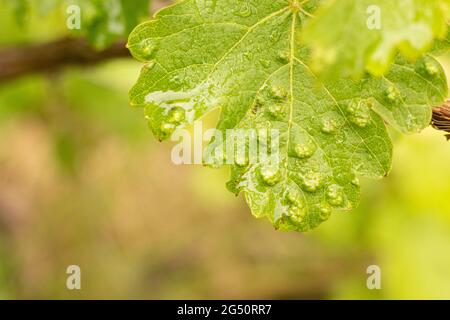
[{"xmin": 0, "ymin": 0, "xmax": 449, "ymax": 299}]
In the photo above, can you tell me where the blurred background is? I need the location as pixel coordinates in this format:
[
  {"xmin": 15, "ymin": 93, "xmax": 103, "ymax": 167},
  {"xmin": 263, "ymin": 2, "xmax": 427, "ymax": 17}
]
[{"xmin": 0, "ymin": 0, "xmax": 449, "ymax": 300}]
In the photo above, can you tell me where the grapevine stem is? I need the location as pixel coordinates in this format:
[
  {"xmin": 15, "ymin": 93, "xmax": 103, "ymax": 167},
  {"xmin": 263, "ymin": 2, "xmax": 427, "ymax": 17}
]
[{"xmin": 432, "ymin": 99, "xmax": 450, "ymax": 140}]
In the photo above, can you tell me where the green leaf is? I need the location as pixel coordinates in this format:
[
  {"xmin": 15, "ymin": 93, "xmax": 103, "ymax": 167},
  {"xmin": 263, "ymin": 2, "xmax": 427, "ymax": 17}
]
[
  {"xmin": 7, "ymin": 0, "xmax": 29, "ymax": 24},
  {"xmin": 128, "ymin": 0, "xmax": 448, "ymax": 231},
  {"xmin": 71, "ymin": 0, "xmax": 151, "ymax": 49},
  {"xmin": 431, "ymin": 29, "xmax": 450, "ymax": 55},
  {"xmin": 303, "ymin": 0, "xmax": 450, "ymax": 78},
  {"xmin": 7, "ymin": 0, "xmax": 151, "ymax": 49}
]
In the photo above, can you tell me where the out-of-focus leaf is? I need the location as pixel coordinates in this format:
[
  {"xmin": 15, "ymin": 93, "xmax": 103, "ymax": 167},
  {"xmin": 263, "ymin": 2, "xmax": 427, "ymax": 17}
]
[
  {"xmin": 5, "ymin": 0, "xmax": 151, "ymax": 49},
  {"xmin": 303, "ymin": 0, "xmax": 450, "ymax": 78}
]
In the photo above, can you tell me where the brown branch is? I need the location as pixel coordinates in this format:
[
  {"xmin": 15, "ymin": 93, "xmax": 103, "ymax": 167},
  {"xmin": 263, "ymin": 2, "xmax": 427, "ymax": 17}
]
[
  {"xmin": 432, "ymin": 100, "xmax": 450, "ymax": 140},
  {"xmin": 432, "ymin": 101, "xmax": 450, "ymax": 130},
  {"xmin": 0, "ymin": 37, "xmax": 130, "ymax": 83}
]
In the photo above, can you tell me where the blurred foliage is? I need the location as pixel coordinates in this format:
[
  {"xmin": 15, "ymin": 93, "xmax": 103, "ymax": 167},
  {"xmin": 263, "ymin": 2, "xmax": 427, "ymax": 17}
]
[
  {"xmin": 2, "ymin": 0, "xmax": 151, "ymax": 48},
  {"xmin": 0, "ymin": 0, "xmax": 449, "ymax": 300}
]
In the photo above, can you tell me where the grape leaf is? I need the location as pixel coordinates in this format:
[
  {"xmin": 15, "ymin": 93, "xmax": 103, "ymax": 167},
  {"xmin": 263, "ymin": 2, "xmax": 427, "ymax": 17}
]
[
  {"xmin": 303, "ymin": 0, "xmax": 450, "ymax": 78},
  {"xmin": 431, "ymin": 29, "xmax": 450, "ymax": 55},
  {"xmin": 128, "ymin": 0, "xmax": 448, "ymax": 231},
  {"xmin": 7, "ymin": 0, "xmax": 151, "ymax": 49},
  {"xmin": 71, "ymin": 0, "xmax": 151, "ymax": 49}
]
